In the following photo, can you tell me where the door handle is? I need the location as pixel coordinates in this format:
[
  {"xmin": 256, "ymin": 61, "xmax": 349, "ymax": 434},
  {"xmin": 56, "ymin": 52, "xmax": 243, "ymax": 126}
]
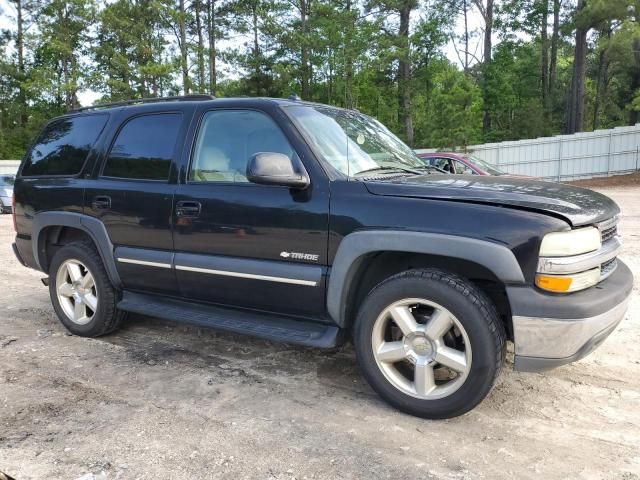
[
  {"xmin": 92, "ymin": 195, "xmax": 111, "ymax": 210},
  {"xmin": 176, "ymin": 200, "xmax": 201, "ymax": 218}
]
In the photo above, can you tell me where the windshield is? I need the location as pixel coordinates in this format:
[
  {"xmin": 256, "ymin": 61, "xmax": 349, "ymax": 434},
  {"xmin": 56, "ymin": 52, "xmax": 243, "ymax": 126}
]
[
  {"xmin": 465, "ymin": 155, "xmax": 504, "ymax": 175},
  {"xmin": 286, "ymin": 105, "xmax": 425, "ymax": 177},
  {"xmin": 0, "ymin": 175, "xmax": 15, "ymax": 186}
]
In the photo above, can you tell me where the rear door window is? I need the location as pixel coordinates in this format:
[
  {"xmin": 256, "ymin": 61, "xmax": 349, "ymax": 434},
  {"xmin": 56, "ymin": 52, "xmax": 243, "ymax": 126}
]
[
  {"xmin": 21, "ymin": 114, "xmax": 108, "ymax": 176},
  {"xmin": 102, "ymin": 113, "xmax": 182, "ymax": 181}
]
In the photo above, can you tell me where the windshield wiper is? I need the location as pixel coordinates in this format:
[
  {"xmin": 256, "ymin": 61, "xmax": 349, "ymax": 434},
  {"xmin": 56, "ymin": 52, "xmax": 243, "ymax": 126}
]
[{"xmin": 354, "ymin": 165, "xmax": 423, "ymax": 176}]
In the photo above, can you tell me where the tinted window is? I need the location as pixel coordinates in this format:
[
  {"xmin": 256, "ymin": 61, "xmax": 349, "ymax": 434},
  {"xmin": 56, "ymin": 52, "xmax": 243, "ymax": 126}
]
[
  {"xmin": 103, "ymin": 113, "xmax": 182, "ymax": 180},
  {"xmin": 22, "ymin": 115, "xmax": 107, "ymax": 176},
  {"xmin": 190, "ymin": 110, "xmax": 293, "ymax": 183}
]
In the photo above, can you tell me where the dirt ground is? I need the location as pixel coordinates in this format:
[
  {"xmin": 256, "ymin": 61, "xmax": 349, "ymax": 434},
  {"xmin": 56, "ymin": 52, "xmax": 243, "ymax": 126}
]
[
  {"xmin": 566, "ymin": 171, "xmax": 640, "ymax": 188},
  {"xmin": 1, "ymin": 185, "xmax": 639, "ymax": 480}
]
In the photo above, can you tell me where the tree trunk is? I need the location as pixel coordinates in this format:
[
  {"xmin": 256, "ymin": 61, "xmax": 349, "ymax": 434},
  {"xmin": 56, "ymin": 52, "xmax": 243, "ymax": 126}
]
[
  {"xmin": 630, "ymin": 38, "xmax": 640, "ymax": 125},
  {"xmin": 15, "ymin": 0, "xmax": 27, "ymax": 126},
  {"xmin": 398, "ymin": 1, "xmax": 414, "ymax": 146},
  {"xmin": 207, "ymin": 0, "xmax": 217, "ymax": 95},
  {"xmin": 541, "ymin": 0, "xmax": 550, "ymax": 112},
  {"xmin": 549, "ymin": 0, "xmax": 560, "ymax": 97},
  {"xmin": 566, "ymin": 0, "xmax": 587, "ymax": 134},
  {"xmin": 344, "ymin": 0, "xmax": 354, "ymax": 108},
  {"xmin": 300, "ymin": 0, "xmax": 311, "ymax": 99},
  {"xmin": 463, "ymin": 0, "xmax": 469, "ymax": 73},
  {"xmin": 592, "ymin": 49, "xmax": 606, "ymax": 129},
  {"xmin": 479, "ymin": 0, "xmax": 493, "ymax": 133},
  {"xmin": 593, "ymin": 25, "xmax": 612, "ymax": 130},
  {"xmin": 179, "ymin": 0, "xmax": 189, "ymax": 94},
  {"xmin": 252, "ymin": 3, "xmax": 260, "ymax": 95},
  {"xmin": 195, "ymin": 1, "xmax": 206, "ymax": 93},
  {"xmin": 328, "ymin": 48, "xmax": 333, "ymax": 105}
]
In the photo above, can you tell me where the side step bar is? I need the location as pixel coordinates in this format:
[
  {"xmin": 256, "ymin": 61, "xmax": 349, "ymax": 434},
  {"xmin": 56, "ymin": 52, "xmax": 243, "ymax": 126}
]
[{"xmin": 117, "ymin": 291, "xmax": 346, "ymax": 348}]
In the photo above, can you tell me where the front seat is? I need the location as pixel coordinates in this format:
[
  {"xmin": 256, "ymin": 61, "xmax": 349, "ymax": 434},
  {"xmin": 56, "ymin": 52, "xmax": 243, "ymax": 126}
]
[{"xmin": 193, "ymin": 146, "xmax": 236, "ymax": 182}]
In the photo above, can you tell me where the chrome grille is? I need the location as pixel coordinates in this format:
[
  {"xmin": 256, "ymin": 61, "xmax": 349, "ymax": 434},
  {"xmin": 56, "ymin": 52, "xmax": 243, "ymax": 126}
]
[
  {"xmin": 597, "ymin": 216, "xmax": 619, "ymax": 243},
  {"xmin": 600, "ymin": 258, "xmax": 618, "ymax": 280},
  {"xmin": 601, "ymin": 225, "xmax": 618, "ymax": 243}
]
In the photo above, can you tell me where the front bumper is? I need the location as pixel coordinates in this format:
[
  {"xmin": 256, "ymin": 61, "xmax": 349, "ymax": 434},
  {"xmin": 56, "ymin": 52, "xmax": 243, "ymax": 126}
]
[{"xmin": 508, "ymin": 259, "xmax": 633, "ymax": 372}]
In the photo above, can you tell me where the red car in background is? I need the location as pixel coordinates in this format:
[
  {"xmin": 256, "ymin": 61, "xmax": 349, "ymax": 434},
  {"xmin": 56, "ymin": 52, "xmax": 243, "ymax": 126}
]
[{"xmin": 416, "ymin": 152, "xmax": 508, "ymax": 176}]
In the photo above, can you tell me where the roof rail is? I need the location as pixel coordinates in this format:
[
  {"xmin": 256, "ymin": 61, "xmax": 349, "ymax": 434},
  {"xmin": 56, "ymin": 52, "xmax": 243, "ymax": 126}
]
[{"xmin": 69, "ymin": 94, "xmax": 215, "ymax": 113}]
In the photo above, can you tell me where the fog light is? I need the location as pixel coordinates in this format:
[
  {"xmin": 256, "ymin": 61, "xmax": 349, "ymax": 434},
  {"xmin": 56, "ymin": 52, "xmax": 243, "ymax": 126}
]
[{"xmin": 535, "ymin": 267, "xmax": 601, "ymax": 293}]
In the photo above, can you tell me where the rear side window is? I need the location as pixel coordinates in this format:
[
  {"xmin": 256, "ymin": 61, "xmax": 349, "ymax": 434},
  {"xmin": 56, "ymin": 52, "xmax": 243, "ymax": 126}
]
[
  {"xmin": 103, "ymin": 113, "xmax": 182, "ymax": 180},
  {"xmin": 21, "ymin": 115, "xmax": 107, "ymax": 176}
]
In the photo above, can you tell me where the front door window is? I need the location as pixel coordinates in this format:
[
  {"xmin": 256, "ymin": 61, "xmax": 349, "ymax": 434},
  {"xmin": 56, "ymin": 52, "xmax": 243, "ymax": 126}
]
[{"xmin": 190, "ymin": 110, "xmax": 294, "ymax": 183}]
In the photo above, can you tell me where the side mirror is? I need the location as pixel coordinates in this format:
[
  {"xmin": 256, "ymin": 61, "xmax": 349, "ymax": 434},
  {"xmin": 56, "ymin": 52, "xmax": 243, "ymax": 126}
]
[{"xmin": 246, "ymin": 152, "xmax": 310, "ymax": 189}]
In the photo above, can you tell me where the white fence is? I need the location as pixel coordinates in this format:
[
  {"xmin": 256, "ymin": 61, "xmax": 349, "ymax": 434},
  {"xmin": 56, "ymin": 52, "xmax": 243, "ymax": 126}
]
[
  {"xmin": 466, "ymin": 125, "xmax": 640, "ymax": 181},
  {"xmin": 0, "ymin": 161, "xmax": 20, "ymax": 175}
]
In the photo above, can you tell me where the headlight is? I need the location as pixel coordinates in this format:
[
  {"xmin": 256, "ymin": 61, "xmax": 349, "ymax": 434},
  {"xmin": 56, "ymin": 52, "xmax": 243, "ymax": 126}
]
[
  {"xmin": 535, "ymin": 267, "xmax": 601, "ymax": 293},
  {"xmin": 539, "ymin": 227, "xmax": 601, "ymax": 257}
]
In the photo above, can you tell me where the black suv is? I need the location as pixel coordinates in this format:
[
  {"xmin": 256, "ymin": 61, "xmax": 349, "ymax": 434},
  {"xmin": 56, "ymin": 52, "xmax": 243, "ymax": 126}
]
[{"xmin": 11, "ymin": 96, "xmax": 633, "ymax": 419}]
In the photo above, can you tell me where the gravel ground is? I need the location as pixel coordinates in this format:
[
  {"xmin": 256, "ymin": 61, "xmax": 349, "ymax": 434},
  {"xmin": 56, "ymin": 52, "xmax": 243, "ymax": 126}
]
[
  {"xmin": 1, "ymin": 185, "xmax": 639, "ymax": 480},
  {"xmin": 566, "ymin": 171, "xmax": 640, "ymax": 188}
]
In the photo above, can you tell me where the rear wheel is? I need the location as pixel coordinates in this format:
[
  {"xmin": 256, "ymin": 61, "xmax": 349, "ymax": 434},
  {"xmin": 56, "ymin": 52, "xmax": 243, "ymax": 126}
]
[
  {"xmin": 49, "ymin": 241, "xmax": 127, "ymax": 336},
  {"xmin": 354, "ymin": 269, "xmax": 505, "ymax": 419}
]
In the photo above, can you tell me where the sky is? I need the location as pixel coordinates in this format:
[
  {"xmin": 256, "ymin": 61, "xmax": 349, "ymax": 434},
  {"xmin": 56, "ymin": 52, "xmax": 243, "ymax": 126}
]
[{"xmin": 0, "ymin": 0, "xmax": 486, "ymax": 107}]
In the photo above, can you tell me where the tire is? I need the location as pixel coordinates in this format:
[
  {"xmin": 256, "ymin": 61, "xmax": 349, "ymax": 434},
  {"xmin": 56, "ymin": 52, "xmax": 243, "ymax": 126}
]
[
  {"xmin": 353, "ymin": 269, "xmax": 506, "ymax": 419},
  {"xmin": 48, "ymin": 241, "xmax": 127, "ymax": 337}
]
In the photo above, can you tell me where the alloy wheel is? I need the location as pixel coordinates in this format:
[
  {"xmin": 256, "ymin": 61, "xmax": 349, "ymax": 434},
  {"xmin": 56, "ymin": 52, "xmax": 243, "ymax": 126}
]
[
  {"xmin": 55, "ymin": 259, "xmax": 98, "ymax": 325},
  {"xmin": 371, "ymin": 298, "xmax": 472, "ymax": 400}
]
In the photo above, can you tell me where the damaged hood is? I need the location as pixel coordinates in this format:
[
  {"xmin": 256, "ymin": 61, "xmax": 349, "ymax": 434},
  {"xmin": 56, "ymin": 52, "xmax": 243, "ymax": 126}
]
[{"xmin": 364, "ymin": 175, "xmax": 619, "ymax": 227}]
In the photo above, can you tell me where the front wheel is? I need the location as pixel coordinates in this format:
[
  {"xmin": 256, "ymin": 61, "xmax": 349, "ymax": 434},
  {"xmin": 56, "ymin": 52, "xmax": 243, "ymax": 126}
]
[{"xmin": 354, "ymin": 269, "xmax": 505, "ymax": 419}]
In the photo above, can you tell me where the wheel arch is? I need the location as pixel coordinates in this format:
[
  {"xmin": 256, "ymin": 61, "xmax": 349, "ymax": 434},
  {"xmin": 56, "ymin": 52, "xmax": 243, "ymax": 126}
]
[
  {"xmin": 327, "ymin": 231, "xmax": 525, "ymax": 336},
  {"xmin": 32, "ymin": 212, "xmax": 122, "ymax": 288}
]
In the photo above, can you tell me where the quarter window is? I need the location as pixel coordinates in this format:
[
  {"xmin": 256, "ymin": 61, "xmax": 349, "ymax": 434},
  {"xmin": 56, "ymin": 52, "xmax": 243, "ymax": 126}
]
[
  {"xmin": 103, "ymin": 113, "xmax": 182, "ymax": 180},
  {"xmin": 21, "ymin": 114, "xmax": 108, "ymax": 176},
  {"xmin": 190, "ymin": 110, "xmax": 293, "ymax": 183}
]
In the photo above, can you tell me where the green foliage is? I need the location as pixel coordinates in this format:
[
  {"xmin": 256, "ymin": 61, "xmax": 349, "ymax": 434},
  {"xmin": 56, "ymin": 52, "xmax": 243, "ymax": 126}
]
[
  {"xmin": 416, "ymin": 62, "xmax": 483, "ymax": 149},
  {"xmin": 2, "ymin": 0, "xmax": 640, "ymax": 160}
]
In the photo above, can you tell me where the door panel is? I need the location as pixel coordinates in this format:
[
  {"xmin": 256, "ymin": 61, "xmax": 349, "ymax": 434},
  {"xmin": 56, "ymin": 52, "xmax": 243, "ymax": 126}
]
[
  {"xmin": 85, "ymin": 111, "xmax": 184, "ymax": 295},
  {"xmin": 86, "ymin": 174, "xmax": 177, "ymax": 296},
  {"xmin": 174, "ymin": 251, "xmax": 325, "ymax": 315},
  {"xmin": 173, "ymin": 183, "xmax": 328, "ymax": 316},
  {"xmin": 172, "ymin": 108, "xmax": 329, "ymax": 318}
]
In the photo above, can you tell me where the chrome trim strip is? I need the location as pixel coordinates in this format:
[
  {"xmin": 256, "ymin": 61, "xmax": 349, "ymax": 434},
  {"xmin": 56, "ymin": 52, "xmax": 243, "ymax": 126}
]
[
  {"xmin": 513, "ymin": 294, "xmax": 630, "ymax": 359},
  {"xmin": 117, "ymin": 258, "xmax": 172, "ymax": 269},
  {"xmin": 596, "ymin": 215, "xmax": 619, "ymax": 232},
  {"xmin": 537, "ymin": 236, "xmax": 622, "ymax": 274},
  {"xmin": 174, "ymin": 265, "xmax": 318, "ymax": 286}
]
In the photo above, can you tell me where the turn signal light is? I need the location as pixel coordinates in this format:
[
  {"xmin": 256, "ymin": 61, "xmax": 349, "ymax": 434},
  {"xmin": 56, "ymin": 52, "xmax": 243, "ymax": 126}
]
[
  {"xmin": 535, "ymin": 267, "xmax": 601, "ymax": 293},
  {"xmin": 535, "ymin": 275, "xmax": 572, "ymax": 292}
]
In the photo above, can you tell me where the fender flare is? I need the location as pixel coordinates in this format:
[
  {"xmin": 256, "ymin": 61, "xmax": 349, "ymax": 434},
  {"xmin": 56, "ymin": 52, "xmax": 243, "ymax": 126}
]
[
  {"xmin": 326, "ymin": 230, "xmax": 525, "ymax": 327},
  {"xmin": 32, "ymin": 211, "xmax": 122, "ymax": 288}
]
